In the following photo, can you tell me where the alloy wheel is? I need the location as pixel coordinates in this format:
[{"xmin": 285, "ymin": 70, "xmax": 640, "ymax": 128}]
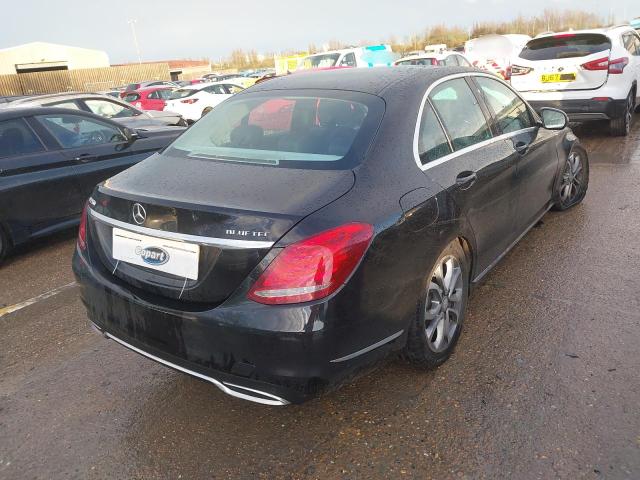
[
  {"xmin": 559, "ymin": 151, "xmax": 585, "ymax": 206},
  {"xmin": 424, "ymin": 255, "xmax": 464, "ymax": 353}
]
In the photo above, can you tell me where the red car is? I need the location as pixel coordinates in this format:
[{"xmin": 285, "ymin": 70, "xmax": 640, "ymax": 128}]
[{"xmin": 121, "ymin": 86, "xmax": 175, "ymax": 111}]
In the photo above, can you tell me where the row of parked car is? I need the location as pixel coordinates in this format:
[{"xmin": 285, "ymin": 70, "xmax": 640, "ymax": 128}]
[
  {"xmin": 409, "ymin": 25, "xmax": 640, "ymax": 137},
  {"xmin": 1, "ymin": 23, "xmax": 639, "ymax": 263}
]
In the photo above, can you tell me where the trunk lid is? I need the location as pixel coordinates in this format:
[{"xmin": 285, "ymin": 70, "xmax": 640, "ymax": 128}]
[
  {"xmin": 511, "ymin": 33, "xmax": 612, "ymax": 92},
  {"xmin": 87, "ymin": 153, "xmax": 355, "ymax": 305}
]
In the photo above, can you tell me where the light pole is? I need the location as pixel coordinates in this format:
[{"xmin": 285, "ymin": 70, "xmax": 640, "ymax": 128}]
[{"xmin": 127, "ymin": 19, "xmax": 142, "ymax": 64}]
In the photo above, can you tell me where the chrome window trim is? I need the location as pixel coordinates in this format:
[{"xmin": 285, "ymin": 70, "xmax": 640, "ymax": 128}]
[
  {"xmin": 88, "ymin": 208, "xmax": 274, "ymax": 249},
  {"xmin": 102, "ymin": 329, "xmax": 289, "ymax": 405},
  {"xmin": 413, "ymin": 72, "xmax": 539, "ymax": 172}
]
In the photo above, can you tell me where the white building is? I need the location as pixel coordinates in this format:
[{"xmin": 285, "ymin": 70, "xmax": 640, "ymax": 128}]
[{"xmin": 0, "ymin": 42, "xmax": 110, "ymax": 75}]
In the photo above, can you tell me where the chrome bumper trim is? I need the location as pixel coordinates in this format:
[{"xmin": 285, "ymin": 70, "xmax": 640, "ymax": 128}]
[
  {"xmin": 88, "ymin": 208, "xmax": 274, "ymax": 250},
  {"xmin": 330, "ymin": 330, "xmax": 404, "ymax": 363},
  {"xmin": 96, "ymin": 326, "xmax": 290, "ymax": 406}
]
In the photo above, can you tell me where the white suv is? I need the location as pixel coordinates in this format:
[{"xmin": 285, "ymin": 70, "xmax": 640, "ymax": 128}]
[{"xmin": 510, "ymin": 27, "xmax": 640, "ymax": 136}]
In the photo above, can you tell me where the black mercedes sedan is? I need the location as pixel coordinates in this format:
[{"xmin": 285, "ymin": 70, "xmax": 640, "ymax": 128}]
[
  {"xmin": 0, "ymin": 107, "xmax": 185, "ymax": 262},
  {"xmin": 73, "ymin": 67, "xmax": 588, "ymax": 405}
]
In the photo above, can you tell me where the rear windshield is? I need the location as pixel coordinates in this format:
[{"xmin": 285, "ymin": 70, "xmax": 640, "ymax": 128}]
[
  {"xmin": 519, "ymin": 34, "xmax": 611, "ymax": 61},
  {"xmin": 169, "ymin": 89, "xmax": 197, "ymax": 100},
  {"xmin": 165, "ymin": 90, "xmax": 384, "ymax": 170},
  {"xmin": 123, "ymin": 93, "xmax": 140, "ymax": 102}
]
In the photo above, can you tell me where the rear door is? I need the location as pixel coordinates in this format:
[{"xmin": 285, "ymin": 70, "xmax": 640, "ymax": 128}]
[
  {"xmin": 144, "ymin": 90, "xmax": 166, "ymax": 111},
  {"xmin": 0, "ymin": 117, "xmax": 84, "ymax": 237},
  {"xmin": 33, "ymin": 112, "xmax": 161, "ymax": 201},
  {"xmin": 472, "ymin": 76, "xmax": 559, "ymax": 231},
  {"xmin": 511, "ymin": 33, "xmax": 612, "ymax": 92},
  {"xmin": 418, "ymin": 77, "xmax": 520, "ymax": 274}
]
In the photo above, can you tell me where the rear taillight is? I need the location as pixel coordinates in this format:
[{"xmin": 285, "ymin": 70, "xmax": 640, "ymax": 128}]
[
  {"xmin": 247, "ymin": 223, "xmax": 374, "ymax": 305},
  {"xmin": 181, "ymin": 98, "xmax": 199, "ymax": 104},
  {"xmin": 510, "ymin": 65, "xmax": 532, "ymax": 76},
  {"xmin": 608, "ymin": 57, "xmax": 629, "ymax": 74},
  {"xmin": 581, "ymin": 57, "xmax": 610, "ymax": 71},
  {"xmin": 78, "ymin": 203, "xmax": 88, "ymax": 251}
]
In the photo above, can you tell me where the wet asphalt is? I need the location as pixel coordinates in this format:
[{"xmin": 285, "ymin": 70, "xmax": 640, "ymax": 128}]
[{"xmin": 1, "ymin": 119, "xmax": 639, "ymax": 480}]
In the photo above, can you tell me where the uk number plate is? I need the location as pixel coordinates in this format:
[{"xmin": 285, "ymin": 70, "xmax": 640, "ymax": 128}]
[
  {"xmin": 541, "ymin": 73, "xmax": 576, "ymax": 83},
  {"xmin": 112, "ymin": 228, "xmax": 199, "ymax": 280}
]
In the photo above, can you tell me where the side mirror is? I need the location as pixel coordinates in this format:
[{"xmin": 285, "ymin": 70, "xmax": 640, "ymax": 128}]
[
  {"xmin": 123, "ymin": 127, "xmax": 140, "ymax": 143},
  {"xmin": 540, "ymin": 108, "xmax": 568, "ymax": 130}
]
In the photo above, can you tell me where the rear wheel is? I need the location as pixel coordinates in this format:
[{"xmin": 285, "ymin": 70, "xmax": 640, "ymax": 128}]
[
  {"xmin": 553, "ymin": 146, "xmax": 589, "ymax": 211},
  {"xmin": 404, "ymin": 241, "xmax": 469, "ymax": 368},
  {"xmin": 610, "ymin": 91, "xmax": 634, "ymax": 137}
]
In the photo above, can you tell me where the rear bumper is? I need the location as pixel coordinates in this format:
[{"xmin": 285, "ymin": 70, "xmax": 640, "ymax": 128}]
[
  {"xmin": 72, "ymin": 247, "xmax": 404, "ymax": 405},
  {"xmin": 528, "ymin": 98, "xmax": 627, "ymax": 122}
]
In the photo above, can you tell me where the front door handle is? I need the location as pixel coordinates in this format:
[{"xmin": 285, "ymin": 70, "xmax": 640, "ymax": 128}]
[
  {"xmin": 455, "ymin": 171, "xmax": 477, "ymax": 190},
  {"xmin": 74, "ymin": 154, "xmax": 98, "ymax": 163},
  {"xmin": 514, "ymin": 141, "xmax": 530, "ymax": 155}
]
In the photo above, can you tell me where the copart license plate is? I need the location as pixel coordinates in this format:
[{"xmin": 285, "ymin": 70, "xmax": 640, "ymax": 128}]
[
  {"xmin": 541, "ymin": 73, "xmax": 576, "ymax": 83},
  {"xmin": 112, "ymin": 228, "xmax": 199, "ymax": 280}
]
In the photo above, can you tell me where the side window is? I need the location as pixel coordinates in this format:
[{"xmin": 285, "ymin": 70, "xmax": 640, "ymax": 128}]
[
  {"xmin": 225, "ymin": 84, "xmax": 244, "ymax": 94},
  {"xmin": 122, "ymin": 93, "xmax": 140, "ymax": 103},
  {"xmin": 35, "ymin": 114, "xmax": 126, "ymax": 148},
  {"xmin": 204, "ymin": 85, "xmax": 226, "ymax": 94},
  {"xmin": 475, "ymin": 77, "xmax": 534, "ymax": 134},
  {"xmin": 417, "ymin": 102, "xmax": 452, "ymax": 165},
  {"xmin": 157, "ymin": 89, "xmax": 174, "ymax": 100},
  {"xmin": 147, "ymin": 91, "xmax": 160, "ymax": 100},
  {"xmin": 85, "ymin": 99, "xmax": 137, "ymax": 119},
  {"xmin": 457, "ymin": 56, "xmax": 471, "ymax": 67},
  {"xmin": 429, "ymin": 78, "xmax": 492, "ymax": 151},
  {"xmin": 0, "ymin": 118, "xmax": 45, "ymax": 158},
  {"xmin": 45, "ymin": 101, "xmax": 81, "ymax": 110},
  {"xmin": 631, "ymin": 33, "xmax": 640, "ymax": 56},
  {"xmin": 340, "ymin": 53, "xmax": 357, "ymax": 67},
  {"xmin": 622, "ymin": 34, "xmax": 636, "ymax": 55},
  {"xmin": 444, "ymin": 55, "xmax": 458, "ymax": 66}
]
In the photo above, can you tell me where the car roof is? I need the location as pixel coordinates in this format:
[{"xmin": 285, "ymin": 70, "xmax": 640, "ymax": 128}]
[
  {"xmin": 533, "ymin": 26, "xmax": 635, "ymax": 40},
  {"xmin": 395, "ymin": 51, "xmax": 460, "ymax": 62},
  {"xmin": 0, "ymin": 105, "xmax": 110, "ymax": 120},
  {"xmin": 5, "ymin": 92, "xmax": 114, "ymax": 104},
  {"xmin": 134, "ymin": 86, "xmax": 174, "ymax": 93},
  {"xmin": 248, "ymin": 66, "xmax": 476, "ymax": 98},
  {"xmin": 180, "ymin": 80, "xmax": 241, "ymax": 90}
]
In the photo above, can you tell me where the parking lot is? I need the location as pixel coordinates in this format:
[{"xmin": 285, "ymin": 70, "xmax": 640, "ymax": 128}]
[{"xmin": 1, "ymin": 117, "xmax": 640, "ymax": 479}]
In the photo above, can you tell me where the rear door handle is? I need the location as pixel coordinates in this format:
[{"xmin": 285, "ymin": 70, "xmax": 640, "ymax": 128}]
[
  {"xmin": 74, "ymin": 154, "xmax": 98, "ymax": 163},
  {"xmin": 455, "ymin": 171, "xmax": 477, "ymax": 190}
]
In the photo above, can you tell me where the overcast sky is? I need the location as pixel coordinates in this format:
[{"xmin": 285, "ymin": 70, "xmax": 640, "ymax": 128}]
[{"xmin": 2, "ymin": 0, "xmax": 638, "ymax": 63}]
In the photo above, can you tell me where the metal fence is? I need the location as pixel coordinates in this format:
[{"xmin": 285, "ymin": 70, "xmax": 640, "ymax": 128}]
[{"xmin": 0, "ymin": 63, "xmax": 171, "ymax": 96}]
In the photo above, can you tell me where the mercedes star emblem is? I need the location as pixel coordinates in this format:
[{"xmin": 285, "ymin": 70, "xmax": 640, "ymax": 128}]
[{"xmin": 132, "ymin": 203, "xmax": 147, "ymax": 225}]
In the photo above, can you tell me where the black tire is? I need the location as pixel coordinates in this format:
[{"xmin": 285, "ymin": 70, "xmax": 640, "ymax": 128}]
[
  {"xmin": 404, "ymin": 240, "xmax": 470, "ymax": 368},
  {"xmin": 552, "ymin": 145, "xmax": 589, "ymax": 211},
  {"xmin": 610, "ymin": 91, "xmax": 634, "ymax": 137},
  {"xmin": 0, "ymin": 225, "xmax": 11, "ymax": 265}
]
